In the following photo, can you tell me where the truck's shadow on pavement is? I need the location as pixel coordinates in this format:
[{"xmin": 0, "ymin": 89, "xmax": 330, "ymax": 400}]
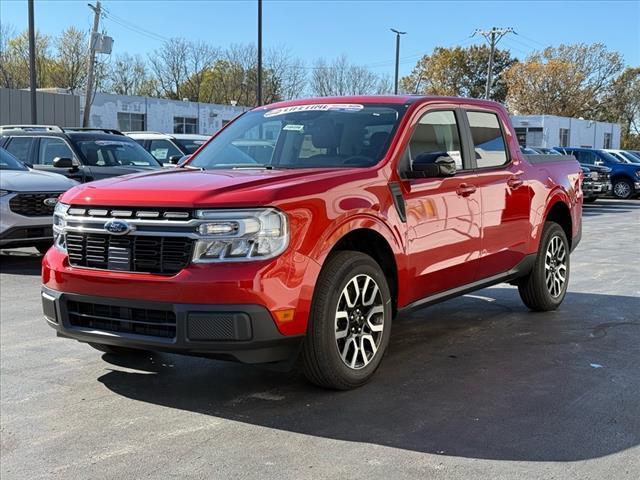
[{"xmin": 97, "ymin": 288, "xmax": 640, "ymax": 462}]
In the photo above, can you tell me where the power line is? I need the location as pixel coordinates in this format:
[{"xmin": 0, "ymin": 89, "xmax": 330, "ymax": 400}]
[{"xmin": 101, "ymin": 7, "xmax": 169, "ymax": 43}]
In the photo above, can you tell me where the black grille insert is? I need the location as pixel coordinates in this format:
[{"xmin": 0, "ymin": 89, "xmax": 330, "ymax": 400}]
[
  {"xmin": 66, "ymin": 233, "xmax": 193, "ymax": 274},
  {"xmin": 9, "ymin": 192, "xmax": 63, "ymax": 216},
  {"xmin": 67, "ymin": 300, "xmax": 176, "ymax": 338}
]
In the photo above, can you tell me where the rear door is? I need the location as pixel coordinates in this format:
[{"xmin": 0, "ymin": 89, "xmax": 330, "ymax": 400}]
[
  {"xmin": 3, "ymin": 136, "xmax": 37, "ymax": 165},
  {"xmin": 399, "ymin": 107, "xmax": 482, "ymax": 302},
  {"xmin": 464, "ymin": 109, "xmax": 532, "ymax": 279}
]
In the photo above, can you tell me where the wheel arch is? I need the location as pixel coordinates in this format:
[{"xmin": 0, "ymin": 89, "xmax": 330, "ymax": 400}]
[{"xmin": 544, "ymin": 199, "xmax": 573, "ymax": 249}]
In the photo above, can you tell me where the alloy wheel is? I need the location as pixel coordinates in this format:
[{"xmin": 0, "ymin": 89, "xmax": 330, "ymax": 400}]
[
  {"xmin": 334, "ymin": 274, "xmax": 385, "ymax": 370},
  {"xmin": 614, "ymin": 181, "xmax": 631, "ymax": 199},
  {"xmin": 545, "ymin": 235, "xmax": 567, "ymax": 298}
]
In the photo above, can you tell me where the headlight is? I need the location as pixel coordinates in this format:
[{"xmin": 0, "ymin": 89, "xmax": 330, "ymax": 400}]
[
  {"xmin": 53, "ymin": 202, "xmax": 69, "ymax": 252},
  {"xmin": 590, "ymin": 172, "xmax": 599, "ymax": 180},
  {"xmin": 635, "ymin": 170, "xmax": 640, "ymax": 179},
  {"xmin": 192, "ymin": 208, "xmax": 288, "ymax": 262},
  {"xmin": 0, "ymin": 189, "xmax": 11, "ymax": 197}
]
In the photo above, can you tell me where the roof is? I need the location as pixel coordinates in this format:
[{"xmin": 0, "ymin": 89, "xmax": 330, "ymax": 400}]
[
  {"xmin": 125, "ymin": 132, "xmax": 210, "ymax": 140},
  {"xmin": 254, "ymin": 95, "xmax": 504, "ymax": 110}
]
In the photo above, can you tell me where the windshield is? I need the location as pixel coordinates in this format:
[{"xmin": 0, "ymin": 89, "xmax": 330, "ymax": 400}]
[
  {"xmin": 175, "ymin": 138, "xmax": 208, "ymax": 154},
  {"xmin": 73, "ymin": 139, "xmax": 162, "ymax": 168},
  {"xmin": 0, "ymin": 148, "xmax": 28, "ymax": 171},
  {"xmin": 189, "ymin": 104, "xmax": 406, "ymax": 170},
  {"xmin": 619, "ymin": 151, "xmax": 640, "ymax": 164}
]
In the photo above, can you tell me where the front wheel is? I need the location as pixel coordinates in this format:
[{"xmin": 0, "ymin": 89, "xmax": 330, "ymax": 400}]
[
  {"xmin": 518, "ymin": 222, "xmax": 570, "ymax": 311},
  {"xmin": 301, "ymin": 251, "xmax": 392, "ymax": 390},
  {"xmin": 613, "ymin": 179, "xmax": 633, "ymax": 199}
]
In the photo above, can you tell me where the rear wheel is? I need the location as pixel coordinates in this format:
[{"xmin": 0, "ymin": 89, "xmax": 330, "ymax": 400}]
[
  {"xmin": 612, "ymin": 179, "xmax": 633, "ymax": 199},
  {"xmin": 301, "ymin": 251, "xmax": 392, "ymax": 390},
  {"xmin": 518, "ymin": 222, "xmax": 570, "ymax": 311},
  {"xmin": 88, "ymin": 343, "xmax": 148, "ymax": 356}
]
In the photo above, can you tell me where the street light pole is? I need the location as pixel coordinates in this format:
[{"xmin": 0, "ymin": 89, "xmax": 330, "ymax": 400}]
[
  {"xmin": 257, "ymin": 0, "xmax": 263, "ymax": 106},
  {"xmin": 27, "ymin": 0, "xmax": 37, "ymax": 123},
  {"xmin": 391, "ymin": 28, "xmax": 406, "ymax": 95}
]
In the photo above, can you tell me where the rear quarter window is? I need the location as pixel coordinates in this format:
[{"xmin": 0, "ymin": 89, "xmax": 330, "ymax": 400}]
[{"xmin": 5, "ymin": 137, "xmax": 34, "ymax": 163}]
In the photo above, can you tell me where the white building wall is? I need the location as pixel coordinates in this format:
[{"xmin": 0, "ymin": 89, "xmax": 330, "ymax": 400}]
[
  {"xmin": 510, "ymin": 115, "xmax": 620, "ymax": 149},
  {"xmin": 81, "ymin": 93, "xmax": 249, "ymax": 134}
]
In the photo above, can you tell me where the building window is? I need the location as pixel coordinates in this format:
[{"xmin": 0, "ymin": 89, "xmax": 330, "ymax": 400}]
[
  {"xmin": 117, "ymin": 112, "xmax": 145, "ymax": 132},
  {"xmin": 603, "ymin": 132, "xmax": 612, "ymax": 149},
  {"xmin": 174, "ymin": 116, "xmax": 198, "ymax": 134},
  {"xmin": 559, "ymin": 128, "xmax": 570, "ymax": 147},
  {"xmin": 515, "ymin": 128, "xmax": 527, "ymax": 147}
]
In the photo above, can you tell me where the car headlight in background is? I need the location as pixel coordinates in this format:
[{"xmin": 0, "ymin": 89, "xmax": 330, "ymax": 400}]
[
  {"xmin": 193, "ymin": 208, "xmax": 288, "ymax": 262},
  {"xmin": 590, "ymin": 172, "xmax": 599, "ymax": 180},
  {"xmin": 635, "ymin": 170, "xmax": 640, "ymax": 179},
  {"xmin": 53, "ymin": 202, "xmax": 69, "ymax": 252}
]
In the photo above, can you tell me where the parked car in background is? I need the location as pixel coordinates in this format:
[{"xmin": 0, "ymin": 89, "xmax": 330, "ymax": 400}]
[
  {"xmin": 43, "ymin": 95, "xmax": 582, "ymax": 389},
  {"xmin": 531, "ymin": 147, "xmax": 561, "ymax": 155},
  {"xmin": 0, "ymin": 126, "xmax": 163, "ymax": 182},
  {"xmin": 520, "ymin": 146, "xmax": 539, "ymax": 155},
  {"xmin": 1, "ymin": 147, "xmax": 78, "ymax": 253},
  {"xmin": 125, "ymin": 132, "xmax": 210, "ymax": 165},
  {"xmin": 580, "ymin": 165, "xmax": 611, "ymax": 203},
  {"xmin": 555, "ymin": 147, "xmax": 640, "ymax": 199},
  {"xmin": 605, "ymin": 149, "xmax": 640, "ymax": 164},
  {"xmin": 627, "ymin": 150, "xmax": 640, "ymax": 161}
]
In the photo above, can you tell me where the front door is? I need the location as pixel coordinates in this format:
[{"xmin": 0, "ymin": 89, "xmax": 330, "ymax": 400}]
[
  {"xmin": 33, "ymin": 137, "xmax": 86, "ymax": 182},
  {"xmin": 399, "ymin": 109, "xmax": 482, "ymax": 303}
]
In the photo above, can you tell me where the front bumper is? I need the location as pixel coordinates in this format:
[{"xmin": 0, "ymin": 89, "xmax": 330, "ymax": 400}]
[
  {"xmin": 582, "ymin": 180, "xmax": 611, "ymax": 197},
  {"xmin": 0, "ymin": 193, "xmax": 54, "ymax": 247},
  {"xmin": 42, "ymin": 286, "xmax": 303, "ymax": 364}
]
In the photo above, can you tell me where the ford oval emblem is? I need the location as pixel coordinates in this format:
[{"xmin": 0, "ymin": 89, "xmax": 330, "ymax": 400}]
[
  {"xmin": 43, "ymin": 197, "xmax": 58, "ymax": 207},
  {"xmin": 104, "ymin": 219, "xmax": 132, "ymax": 235}
]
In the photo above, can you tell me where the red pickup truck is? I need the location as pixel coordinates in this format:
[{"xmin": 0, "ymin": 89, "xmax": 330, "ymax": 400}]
[{"xmin": 42, "ymin": 96, "xmax": 582, "ymax": 389}]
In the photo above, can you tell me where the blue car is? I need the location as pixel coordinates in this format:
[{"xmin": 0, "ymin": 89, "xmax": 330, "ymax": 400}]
[{"xmin": 555, "ymin": 147, "xmax": 640, "ymax": 199}]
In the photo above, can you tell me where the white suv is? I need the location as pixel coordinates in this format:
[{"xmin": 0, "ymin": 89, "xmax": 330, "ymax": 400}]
[
  {"xmin": 125, "ymin": 132, "xmax": 210, "ymax": 165},
  {"xmin": 1, "ymin": 147, "xmax": 78, "ymax": 253}
]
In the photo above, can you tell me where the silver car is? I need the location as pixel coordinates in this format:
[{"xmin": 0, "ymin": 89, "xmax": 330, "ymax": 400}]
[{"xmin": 1, "ymin": 147, "xmax": 78, "ymax": 253}]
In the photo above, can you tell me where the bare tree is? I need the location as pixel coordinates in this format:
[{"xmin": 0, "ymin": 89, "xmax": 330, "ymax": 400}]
[
  {"xmin": 106, "ymin": 53, "xmax": 154, "ymax": 96},
  {"xmin": 310, "ymin": 54, "xmax": 382, "ymax": 96},
  {"xmin": 50, "ymin": 26, "xmax": 87, "ymax": 93},
  {"xmin": 149, "ymin": 38, "xmax": 189, "ymax": 99}
]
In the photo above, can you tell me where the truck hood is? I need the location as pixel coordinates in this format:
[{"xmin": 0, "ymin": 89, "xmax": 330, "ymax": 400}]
[
  {"xmin": 1, "ymin": 169, "xmax": 79, "ymax": 192},
  {"xmin": 61, "ymin": 167, "xmax": 355, "ymax": 207}
]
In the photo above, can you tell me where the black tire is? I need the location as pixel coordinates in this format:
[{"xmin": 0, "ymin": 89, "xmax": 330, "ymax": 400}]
[
  {"xmin": 88, "ymin": 343, "xmax": 148, "ymax": 356},
  {"xmin": 583, "ymin": 196, "xmax": 597, "ymax": 204},
  {"xmin": 518, "ymin": 222, "xmax": 570, "ymax": 311},
  {"xmin": 35, "ymin": 242, "xmax": 53, "ymax": 254},
  {"xmin": 612, "ymin": 178, "xmax": 633, "ymax": 199},
  {"xmin": 301, "ymin": 251, "xmax": 392, "ymax": 390}
]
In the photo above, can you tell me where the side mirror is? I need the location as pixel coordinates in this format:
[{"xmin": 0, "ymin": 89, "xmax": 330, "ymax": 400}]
[
  {"xmin": 52, "ymin": 157, "xmax": 74, "ymax": 169},
  {"xmin": 405, "ymin": 152, "xmax": 456, "ymax": 179},
  {"xmin": 169, "ymin": 155, "xmax": 183, "ymax": 165}
]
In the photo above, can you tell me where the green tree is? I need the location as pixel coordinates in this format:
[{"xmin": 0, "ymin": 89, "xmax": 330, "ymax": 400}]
[
  {"xmin": 599, "ymin": 67, "xmax": 640, "ymax": 149},
  {"xmin": 504, "ymin": 43, "xmax": 623, "ymax": 118},
  {"xmin": 400, "ymin": 45, "xmax": 516, "ymax": 102}
]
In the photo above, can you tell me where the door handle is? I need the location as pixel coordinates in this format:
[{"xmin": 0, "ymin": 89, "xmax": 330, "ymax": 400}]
[
  {"xmin": 456, "ymin": 183, "xmax": 477, "ymax": 197},
  {"xmin": 508, "ymin": 176, "xmax": 524, "ymax": 189}
]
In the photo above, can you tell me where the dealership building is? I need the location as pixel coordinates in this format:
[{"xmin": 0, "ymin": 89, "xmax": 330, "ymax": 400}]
[{"xmin": 510, "ymin": 115, "xmax": 621, "ymax": 150}]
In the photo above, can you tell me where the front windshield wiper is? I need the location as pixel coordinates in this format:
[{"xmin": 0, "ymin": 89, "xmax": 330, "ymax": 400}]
[{"xmin": 179, "ymin": 164, "xmax": 204, "ymax": 170}]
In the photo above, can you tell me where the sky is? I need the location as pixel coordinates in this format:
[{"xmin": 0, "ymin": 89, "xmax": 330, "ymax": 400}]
[{"xmin": 1, "ymin": 0, "xmax": 639, "ymax": 79}]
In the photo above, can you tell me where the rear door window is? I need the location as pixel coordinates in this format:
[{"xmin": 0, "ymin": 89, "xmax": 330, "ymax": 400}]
[
  {"xmin": 466, "ymin": 111, "xmax": 509, "ymax": 168},
  {"xmin": 5, "ymin": 137, "xmax": 34, "ymax": 163}
]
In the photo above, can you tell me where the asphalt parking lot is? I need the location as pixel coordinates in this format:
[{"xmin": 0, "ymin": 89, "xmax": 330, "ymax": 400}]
[{"xmin": 1, "ymin": 199, "xmax": 639, "ymax": 480}]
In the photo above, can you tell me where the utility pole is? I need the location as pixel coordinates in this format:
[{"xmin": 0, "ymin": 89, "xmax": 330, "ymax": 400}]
[
  {"xmin": 27, "ymin": 0, "xmax": 37, "ymax": 123},
  {"xmin": 473, "ymin": 27, "xmax": 514, "ymax": 99},
  {"xmin": 256, "ymin": 0, "xmax": 263, "ymax": 106},
  {"xmin": 391, "ymin": 28, "xmax": 406, "ymax": 95},
  {"xmin": 82, "ymin": 1, "xmax": 101, "ymax": 127}
]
